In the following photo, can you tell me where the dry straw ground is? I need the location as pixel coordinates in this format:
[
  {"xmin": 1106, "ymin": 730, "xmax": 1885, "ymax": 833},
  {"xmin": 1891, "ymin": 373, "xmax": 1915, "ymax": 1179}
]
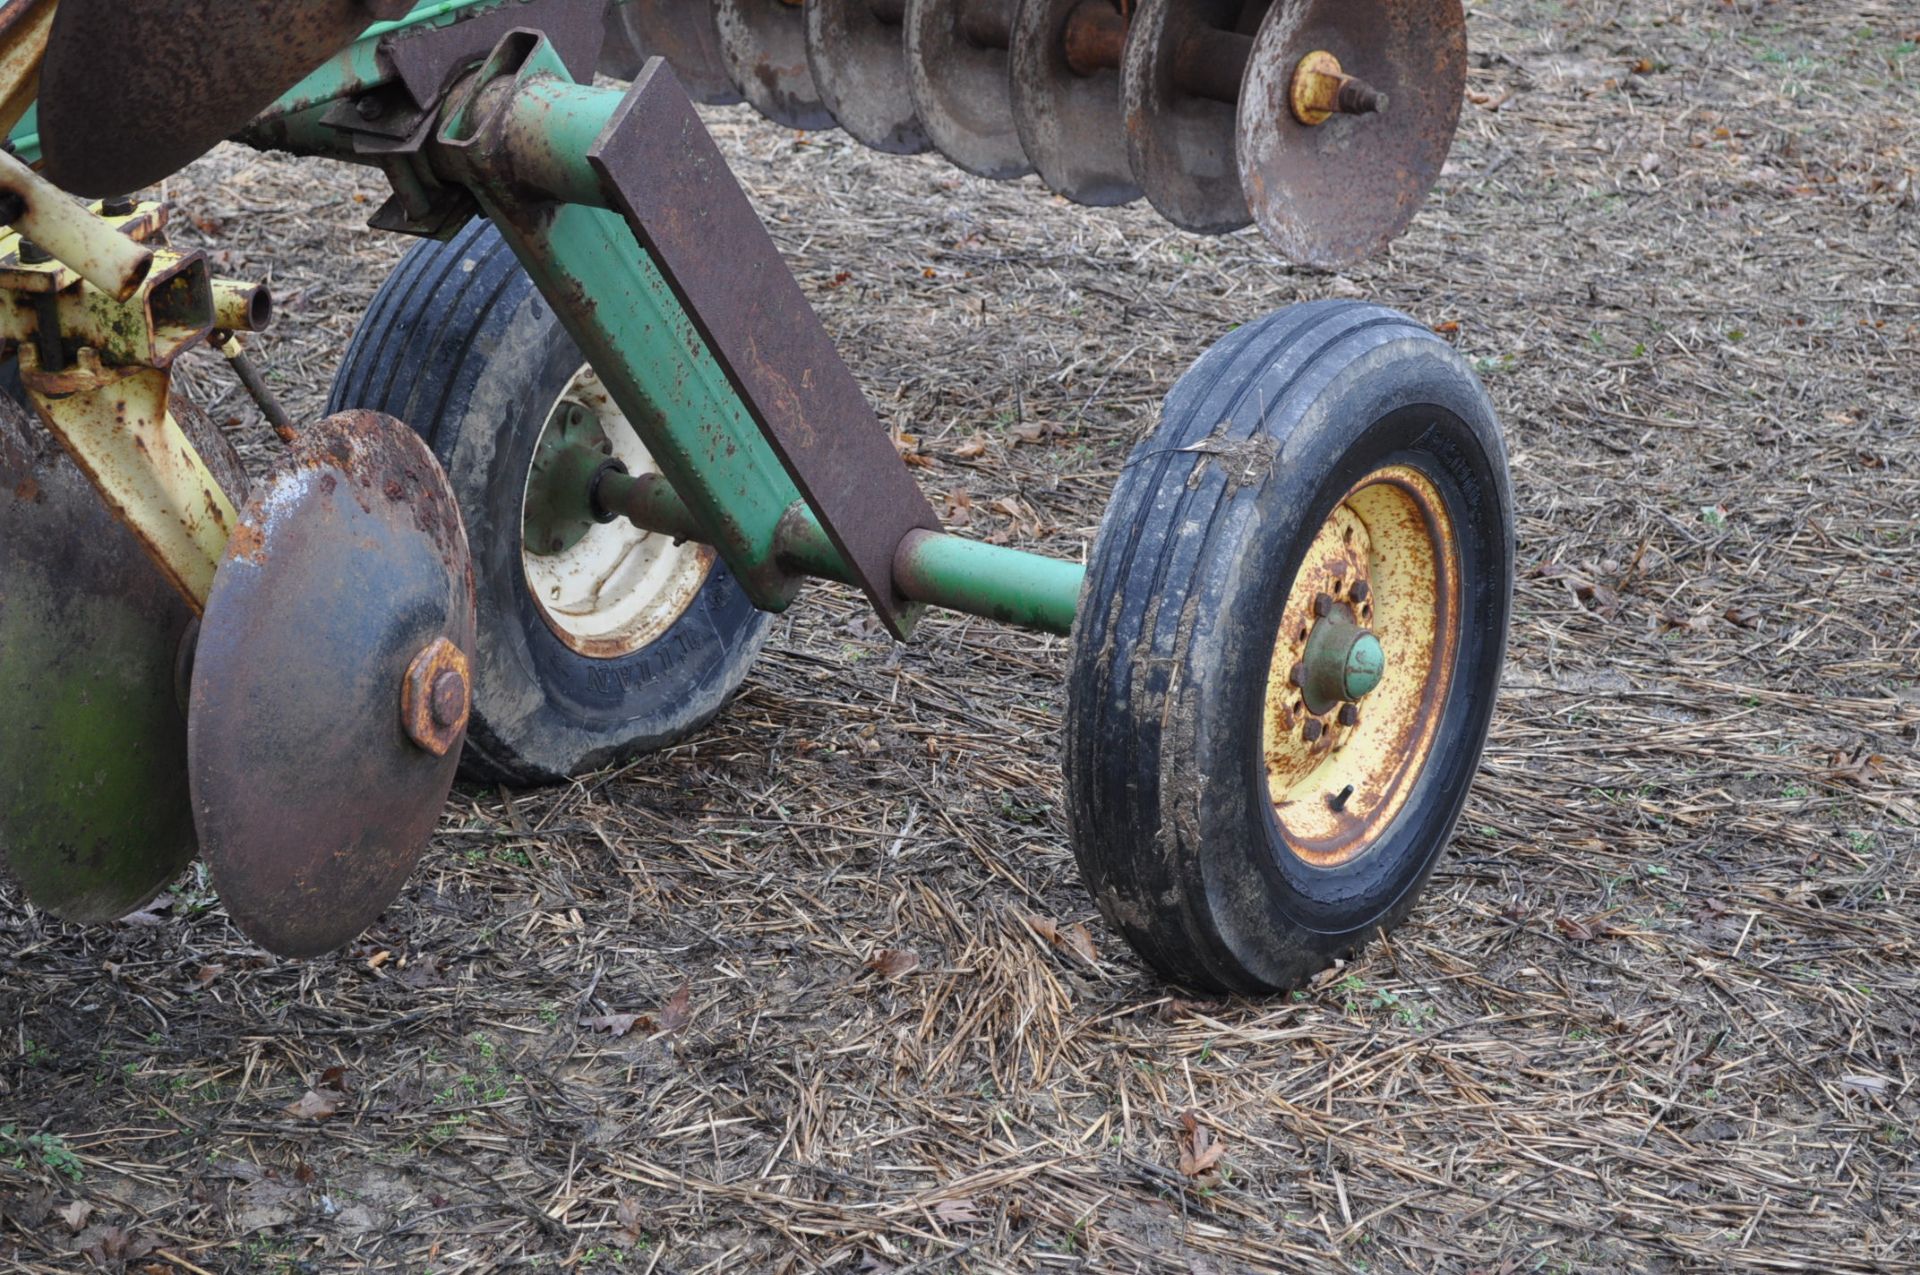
[{"xmin": 3, "ymin": 0, "xmax": 1917, "ymax": 1271}]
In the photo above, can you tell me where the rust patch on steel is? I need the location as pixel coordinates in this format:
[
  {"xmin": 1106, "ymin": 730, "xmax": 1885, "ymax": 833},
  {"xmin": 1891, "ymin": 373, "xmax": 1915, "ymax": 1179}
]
[
  {"xmin": 1236, "ymin": 0, "xmax": 1466, "ymax": 268},
  {"xmin": 188, "ymin": 410, "xmax": 475, "ymax": 958},
  {"xmin": 38, "ymin": 0, "xmax": 409, "ymax": 196}
]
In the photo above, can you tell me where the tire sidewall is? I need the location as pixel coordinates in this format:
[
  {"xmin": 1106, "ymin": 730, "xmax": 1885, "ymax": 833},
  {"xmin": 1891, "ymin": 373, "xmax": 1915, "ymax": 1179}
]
[{"xmin": 447, "ymin": 288, "xmax": 769, "ymax": 781}]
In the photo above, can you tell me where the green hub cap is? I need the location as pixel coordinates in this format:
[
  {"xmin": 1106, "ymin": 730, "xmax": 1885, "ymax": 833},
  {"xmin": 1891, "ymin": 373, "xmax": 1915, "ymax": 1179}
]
[
  {"xmin": 523, "ymin": 401, "xmax": 613, "ymax": 558},
  {"xmin": 1300, "ymin": 609, "xmax": 1386, "ymax": 714}
]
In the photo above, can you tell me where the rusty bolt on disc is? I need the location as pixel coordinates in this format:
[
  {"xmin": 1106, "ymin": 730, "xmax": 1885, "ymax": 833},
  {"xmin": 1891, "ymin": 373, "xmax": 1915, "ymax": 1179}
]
[
  {"xmin": 402, "ymin": 637, "xmax": 472, "ymax": 757},
  {"xmin": 188, "ymin": 410, "xmax": 475, "ymax": 958}
]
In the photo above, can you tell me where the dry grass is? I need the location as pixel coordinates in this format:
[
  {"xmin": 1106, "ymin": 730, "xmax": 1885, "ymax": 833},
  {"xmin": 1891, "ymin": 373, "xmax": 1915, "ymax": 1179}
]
[{"xmin": 3, "ymin": 0, "xmax": 1918, "ymax": 1271}]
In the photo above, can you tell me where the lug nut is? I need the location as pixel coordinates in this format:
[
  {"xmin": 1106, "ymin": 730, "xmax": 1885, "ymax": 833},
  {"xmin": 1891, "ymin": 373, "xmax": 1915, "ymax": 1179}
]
[
  {"xmin": 1289, "ymin": 661, "xmax": 1307, "ymax": 688},
  {"xmin": 1302, "ymin": 719, "xmax": 1324, "ymax": 742},
  {"xmin": 1350, "ymin": 580, "xmax": 1370, "ymax": 604},
  {"xmin": 1313, "ymin": 592, "xmax": 1333, "ymax": 618},
  {"xmin": 1338, "ymin": 703, "xmax": 1359, "ymax": 728}
]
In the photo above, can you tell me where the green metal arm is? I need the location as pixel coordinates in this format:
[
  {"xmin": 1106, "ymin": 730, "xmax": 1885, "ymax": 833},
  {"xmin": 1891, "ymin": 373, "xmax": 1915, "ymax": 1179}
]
[{"xmin": 241, "ymin": 12, "xmax": 1087, "ymax": 639}]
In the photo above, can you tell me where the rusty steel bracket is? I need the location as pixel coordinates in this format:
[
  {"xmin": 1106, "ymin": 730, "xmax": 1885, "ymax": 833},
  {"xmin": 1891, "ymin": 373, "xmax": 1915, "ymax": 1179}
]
[
  {"xmin": 0, "ymin": 196, "xmax": 268, "ymax": 610},
  {"xmin": 17, "ymin": 354, "xmax": 239, "ymax": 610},
  {"xmin": 585, "ymin": 64, "xmax": 941, "ymax": 632}
]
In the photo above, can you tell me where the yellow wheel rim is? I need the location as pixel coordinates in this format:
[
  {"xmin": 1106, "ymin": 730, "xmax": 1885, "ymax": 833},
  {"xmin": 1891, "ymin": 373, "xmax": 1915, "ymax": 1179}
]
[{"xmin": 1261, "ymin": 464, "xmax": 1460, "ymax": 868}]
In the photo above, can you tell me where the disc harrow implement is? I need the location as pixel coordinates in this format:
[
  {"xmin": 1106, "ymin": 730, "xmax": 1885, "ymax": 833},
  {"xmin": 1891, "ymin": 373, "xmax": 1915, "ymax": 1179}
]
[
  {"xmin": 599, "ymin": 0, "xmax": 1466, "ymax": 268},
  {"xmin": 3, "ymin": 0, "xmax": 1511, "ymax": 994}
]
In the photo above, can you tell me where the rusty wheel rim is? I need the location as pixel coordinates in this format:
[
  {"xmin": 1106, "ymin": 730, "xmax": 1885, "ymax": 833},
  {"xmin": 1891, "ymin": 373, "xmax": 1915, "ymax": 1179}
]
[
  {"xmin": 1261, "ymin": 464, "xmax": 1459, "ymax": 868},
  {"xmin": 520, "ymin": 367, "xmax": 714, "ymax": 659}
]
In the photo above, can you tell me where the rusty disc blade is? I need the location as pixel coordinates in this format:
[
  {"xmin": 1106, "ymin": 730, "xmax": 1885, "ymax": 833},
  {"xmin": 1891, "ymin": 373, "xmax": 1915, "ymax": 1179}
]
[
  {"xmin": 1236, "ymin": 0, "xmax": 1466, "ymax": 268},
  {"xmin": 189, "ymin": 411, "xmax": 474, "ymax": 958},
  {"xmin": 715, "ymin": 0, "xmax": 838, "ymax": 130},
  {"xmin": 1008, "ymin": 0, "xmax": 1140, "ymax": 206},
  {"xmin": 806, "ymin": 0, "xmax": 929, "ymax": 154},
  {"xmin": 1122, "ymin": 0, "xmax": 1253, "ymax": 234},
  {"xmin": 38, "ymin": 0, "xmax": 391, "ymax": 197},
  {"xmin": 608, "ymin": 0, "xmax": 743, "ymax": 105},
  {"xmin": 0, "ymin": 392, "xmax": 246, "ymax": 923},
  {"xmin": 905, "ymin": 0, "xmax": 1031, "ymax": 180}
]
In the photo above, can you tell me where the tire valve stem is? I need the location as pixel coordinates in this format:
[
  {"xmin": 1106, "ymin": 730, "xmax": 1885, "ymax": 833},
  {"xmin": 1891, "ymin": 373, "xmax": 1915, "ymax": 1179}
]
[{"xmin": 1328, "ymin": 784, "xmax": 1355, "ymax": 813}]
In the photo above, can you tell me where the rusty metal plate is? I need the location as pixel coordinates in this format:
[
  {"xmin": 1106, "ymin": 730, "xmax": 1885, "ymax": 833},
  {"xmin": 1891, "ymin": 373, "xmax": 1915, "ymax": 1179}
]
[
  {"xmin": 1122, "ymin": 0, "xmax": 1254, "ymax": 234},
  {"xmin": 0, "ymin": 392, "xmax": 245, "ymax": 923},
  {"xmin": 37, "ymin": 0, "xmax": 404, "ymax": 196},
  {"xmin": 714, "ymin": 0, "xmax": 837, "ymax": 130},
  {"xmin": 905, "ymin": 0, "xmax": 1030, "ymax": 179},
  {"xmin": 806, "ymin": 0, "xmax": 929, "ymax": 154},
  {"xmin": 1236, "ymin": 0, "xmax": 1466, "ymax": 268},
  {"xmin": 1008, "ymin": 0, "xmax": 1140, "ymax": 206},
  {"xmin": 589, "ymin": 64, "xmax": 940, "ymax": 635},
  {"xmin": 189, "ymin": 410, "xmax": 474, "ymax": 957},
  {"xmin": 609, "ymin": 0, "xmax": 742, "ymax": 104}
]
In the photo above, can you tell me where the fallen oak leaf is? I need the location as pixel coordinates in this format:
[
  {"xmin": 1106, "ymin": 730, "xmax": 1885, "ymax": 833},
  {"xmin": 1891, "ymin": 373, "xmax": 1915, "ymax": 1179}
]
[
  {"xmin": 581, "ymin": 1013, "xmax": 651, "ymax": 1038},
  {"xmin": 865, "ymin": 948, "xmax": 920, "ymax": 980},
  {"xmin": 283, "ymin": 1087, "xmax": 346, "ymax": 1121},
  {"xmin": 1058, "ymin": 923, "xmax": 1098, "ymax": 967},
  {"xmin": 1176, "ymin": 1110, "xmax": 1227, "ymax": 1178},
  {"xmin": 657, "ymin": 985, "xmax": 694, "ymax": 1033},
  {"xmin": 57, "ymin": 1199, "xmax": 92, "ymax": 1232},
  {"xmin": 930, "ymin": 1197, "xmax": 983, "ymax": 1224}
]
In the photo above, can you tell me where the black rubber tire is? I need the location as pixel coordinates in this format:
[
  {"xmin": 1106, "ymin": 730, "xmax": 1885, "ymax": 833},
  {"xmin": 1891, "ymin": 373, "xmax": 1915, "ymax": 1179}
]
[
  {"xmin": 329, "ymin": 219, "xmax": 771, "ymax": 786},
  {"xmin": 1064, "ymin": 300, "xmax": 1513, "ymax": 994}
]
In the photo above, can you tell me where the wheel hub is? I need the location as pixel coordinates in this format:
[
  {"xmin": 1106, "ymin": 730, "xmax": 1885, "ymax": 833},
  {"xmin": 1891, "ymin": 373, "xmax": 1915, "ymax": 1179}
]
[{"xmin": 1262, "ymin": 464, "xmax": 1459, "ymax": 867}]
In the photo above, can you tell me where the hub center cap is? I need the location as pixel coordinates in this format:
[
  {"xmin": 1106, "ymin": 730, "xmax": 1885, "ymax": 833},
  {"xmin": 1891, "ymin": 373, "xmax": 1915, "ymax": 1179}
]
[{"xmin": 1300, "ymin": 607, "xmax": 1385, "ymax": 715}]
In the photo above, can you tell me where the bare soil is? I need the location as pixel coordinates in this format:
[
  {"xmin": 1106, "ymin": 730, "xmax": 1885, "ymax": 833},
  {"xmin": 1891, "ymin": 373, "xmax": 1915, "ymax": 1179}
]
[{"xmin": 3, "ymin": 1, "xmax": 1917, "ymax": 1271}]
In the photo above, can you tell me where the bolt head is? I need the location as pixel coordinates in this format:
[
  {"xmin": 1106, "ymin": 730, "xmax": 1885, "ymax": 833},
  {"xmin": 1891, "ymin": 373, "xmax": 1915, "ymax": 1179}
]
[
  {"xmin": 1313, "ymin": 592, "xmax": 1334, "ymax": 618},
  {"xmin": 1350, "ymin": 580, "xmax": 1370, "ymax": 604},
  {"xmin": 1302, "ymin": 718, "xmax": 1324, "ymax": 742},
  {"xmin": 402, "ymin": 637, "xmax": 471, "ymax": 756},
  {"xmin": 1338, "ymin": 703, "xmax": 1359, "ymax": 728}
]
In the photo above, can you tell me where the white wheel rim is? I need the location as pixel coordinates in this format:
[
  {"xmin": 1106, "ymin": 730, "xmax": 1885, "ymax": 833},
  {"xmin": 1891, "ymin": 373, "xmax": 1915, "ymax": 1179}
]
[{"xmin": 520, "ymin": 366, "xmax": 713, "ymax": 659}]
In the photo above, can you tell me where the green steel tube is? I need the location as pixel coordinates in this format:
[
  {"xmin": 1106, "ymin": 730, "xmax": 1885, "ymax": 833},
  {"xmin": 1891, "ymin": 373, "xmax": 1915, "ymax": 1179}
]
[{"xmin": 596, "ymin": 466, "xmax": 1083, "ymax": 636}]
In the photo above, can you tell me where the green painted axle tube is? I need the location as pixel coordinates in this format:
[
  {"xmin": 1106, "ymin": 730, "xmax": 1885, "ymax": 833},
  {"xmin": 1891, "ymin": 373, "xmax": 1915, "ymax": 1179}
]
[{"xmin": 593, "ymin": 464, "xmax": 1083, "ymax": 637}]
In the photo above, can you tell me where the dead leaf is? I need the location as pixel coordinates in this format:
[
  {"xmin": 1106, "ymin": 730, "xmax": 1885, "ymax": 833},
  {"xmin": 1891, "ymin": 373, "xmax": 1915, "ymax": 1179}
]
[
  {"xmin": 582, "ymin": 1013, "xmax": 650, "ymax": 1038},
  {"xmin": 1058, "ymin": 923, "xmax": 1098, "ymax": 967},
  {"xmin": 192, "ymin": 964, "xmax": 224, "ymax": 988},
  {"xmin": 1554, "ymin": 915, "xmax": 1597, "ymax": 943},
  {"xmin": 658, "ymin": 985, "xmax": 694, "ymax": 1033},
  {"xmin": 283, "ymin": 1087, "xmax": 345, "ymax": 1121},
  {"xmin": 81, "ymin": 1225, "xmax": 158, "ymax": 1266},
  {"xmin": 1176, "ymin": 1110, "xmax": 1227, "ymax": 1178},
  {"xmin": 57, "ymin": 1199, "xmax": 92, "ymax": 1232},
  {"xmin": 949, "ymin": 434, "xmax": 989, "ymax": 460},
  {"xmin": 119, "ymin": 899, "xmax": 172, "ymax": 928},
  {"xmin": 615, "ymin": 1197, "xmax": 648, "ymax": 1246},
  {"xmin": 866, "ymin": 949, "xmax": 920, "ymax": 980},
  {"xmin": 930, "ymin": 1196, "xmax": 983, "ymax": 1224}
]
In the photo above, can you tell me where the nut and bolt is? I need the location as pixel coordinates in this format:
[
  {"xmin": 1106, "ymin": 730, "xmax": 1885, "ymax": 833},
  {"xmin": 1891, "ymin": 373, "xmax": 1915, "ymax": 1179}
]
[
  {"xmin": 1328, "ymin": 784, "xmax": 1356, "ymax": 813},
  {"xmin": 1338, "ymin": 704, "xmax": 1359, "ymax": 728},
  {"xmin": 1312, "ymin": 592, "xmax": 1334, "ymax": 618},
  {"xmin": 16, "ymin": 237, "xmax": 49, "ymax": 264},
  {"xmin": 401, "ymin": 636, "xmax": 471, "ymax": 756},
  {"xmin": 1350, "ymin": 580, "xmax": 1370, "ymax": 604},
  {"xmin": 1302, "ymin": 719, "xmax": 1324, "ymax": 742}
]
